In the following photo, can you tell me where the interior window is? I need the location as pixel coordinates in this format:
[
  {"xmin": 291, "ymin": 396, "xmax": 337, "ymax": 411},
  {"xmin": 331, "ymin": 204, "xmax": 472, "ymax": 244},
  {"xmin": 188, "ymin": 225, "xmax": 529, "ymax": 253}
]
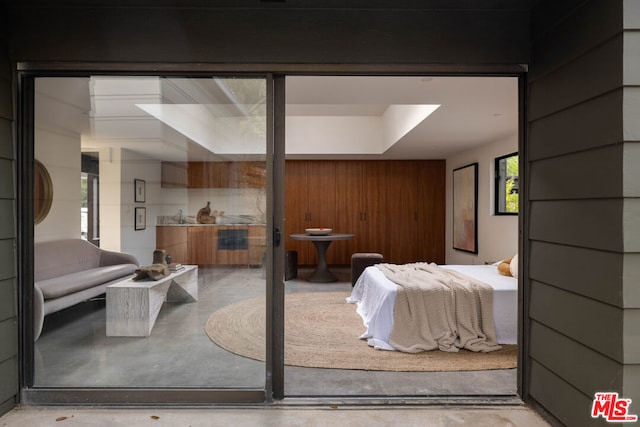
[{"xmin": 495, "ymin": 152, "xmax": 519, "ymax": 215}]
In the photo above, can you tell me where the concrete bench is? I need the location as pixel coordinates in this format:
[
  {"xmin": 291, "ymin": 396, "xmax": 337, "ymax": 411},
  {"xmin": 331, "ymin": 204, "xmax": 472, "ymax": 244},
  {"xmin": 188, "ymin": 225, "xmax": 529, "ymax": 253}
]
[{"xmin": 106, "ymin": 265, "xmax": 198, "ymax": 337}]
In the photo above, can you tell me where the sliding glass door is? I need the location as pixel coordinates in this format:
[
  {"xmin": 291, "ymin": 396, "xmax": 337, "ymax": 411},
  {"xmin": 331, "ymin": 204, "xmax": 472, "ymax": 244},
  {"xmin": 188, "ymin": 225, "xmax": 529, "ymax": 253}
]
[{"xmin": 29, "ymin": 75, "xmax": 273, "ymax": 396}]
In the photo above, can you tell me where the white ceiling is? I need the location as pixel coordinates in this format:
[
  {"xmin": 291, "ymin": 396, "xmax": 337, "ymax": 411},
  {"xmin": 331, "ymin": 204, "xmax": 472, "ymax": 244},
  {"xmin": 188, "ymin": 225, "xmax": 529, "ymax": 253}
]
[
  {"xmin": 35, "ymin": 75, "xmax": 519, "ymax": 161},
  {"xmin": 286, "ymin": 76, "xmax": 518, "ymax": 159}
]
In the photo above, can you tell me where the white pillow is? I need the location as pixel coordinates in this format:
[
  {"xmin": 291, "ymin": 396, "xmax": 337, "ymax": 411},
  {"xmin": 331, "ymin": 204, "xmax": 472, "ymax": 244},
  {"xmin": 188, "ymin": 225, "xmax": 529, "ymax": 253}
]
[{"xmin": 510, "ymin": 254, "xmax": 519, "ymax": 278}]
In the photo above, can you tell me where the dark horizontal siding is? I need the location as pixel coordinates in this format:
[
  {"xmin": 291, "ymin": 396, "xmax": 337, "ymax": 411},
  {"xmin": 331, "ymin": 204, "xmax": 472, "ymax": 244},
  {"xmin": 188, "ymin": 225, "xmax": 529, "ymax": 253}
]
[
  {"xmin": 0, "ymin": 13, "xmax": 16, "ymax": 414},
  {"xmin": 529, "ymin": 360, "xmax": 600, "ymax": 427},
  {"xmin": 0, "ymin": 77, "xmax": 11, "ymax": 121},
  {"xmin": 528, "ymin": 4, "xmax": 631, "ymax": 422},
  {"xmin": 0, "ymin": 279, "xmax": 15, "ymax": 323},
  {"xmin": 0, "ymin": 240, "xmax": 16, "ymax": 281},
  {"xmin": 0, "ymin": 200, "xmax": 14, "ymax": 241},
  {"xmin": 529, "ymin": 199, "xmax": 623, "ymax": 251},
  {"xmin": 529, "ymin": 241, "xmax": 624, "ymax": 307},
  {"xmin": 0, "ymin": 158, "xmax": 14, "ymax": 199},
  {"xmin": 0, "ymin": 277, "xmax": 16, "ymax": 410},
  {"xmin": 0, "ymin": 318, "xmax": 17, "ymax": 363},
  {"xmin": 528, "ymin": 89, "xmax": 622, "ymax": 161},
  {"xmin": 529, "ymin": 144, "xmax": 623, "ymax": 200},
  {"xmin": 530, "ymin": 280, "xmax": 625, "ymax": 362},
  {"xmin": 529, "ymin": 34, "xmax": 623, "ymax": 121},
  {"xmin": 530, "ymin": 322, "xmax": 623, "ymax": 399},
  {"xmin": 530, "ymin": 0, "xmax": 622, "ymax": 81},
  {"xmin": 0, "ymin": 357, "xmax": 17, "ymax": 409},
  {"xmin": 0, "ymin": 120, "xmax": 12, "ymax": 160}
]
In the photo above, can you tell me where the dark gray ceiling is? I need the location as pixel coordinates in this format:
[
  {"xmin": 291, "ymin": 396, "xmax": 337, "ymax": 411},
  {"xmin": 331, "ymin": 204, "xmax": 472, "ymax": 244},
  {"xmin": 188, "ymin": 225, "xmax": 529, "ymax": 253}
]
[{"xmin": 7, "ymin": 0, "xmax": 540, "ymax": 10}]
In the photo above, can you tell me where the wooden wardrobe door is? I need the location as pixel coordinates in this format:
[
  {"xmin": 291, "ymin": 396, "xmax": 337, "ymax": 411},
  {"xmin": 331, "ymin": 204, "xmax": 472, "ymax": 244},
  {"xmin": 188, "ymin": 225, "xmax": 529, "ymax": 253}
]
[
  {"xmin": 417, "ymin": 160, "xmax": 446, "ymax": 264},
  {"xmin": 334, "ymin": 161, "xmax": 364, "ymax": 265},
  {"xmin": 306, "ymin": 161, "xmax": 336, "ymax": 264},
  {"xmin": 360, "ymin": 161, "xmax": 389, "ymax": 258},
  {"xmin": 384, "ymin": 161, "xmax": 418, "ymax": 264},
  {"xmin": 285, "ymin": 161, "xmax": 310, "ymax": 264}
]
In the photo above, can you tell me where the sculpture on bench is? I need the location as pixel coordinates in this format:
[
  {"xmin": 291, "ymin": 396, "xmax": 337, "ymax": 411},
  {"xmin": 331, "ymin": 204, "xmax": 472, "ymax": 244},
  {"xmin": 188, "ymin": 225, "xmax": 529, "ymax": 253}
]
[{"xmin": 132, "ymin": 249, "xmax": 170, "ymax": 281}]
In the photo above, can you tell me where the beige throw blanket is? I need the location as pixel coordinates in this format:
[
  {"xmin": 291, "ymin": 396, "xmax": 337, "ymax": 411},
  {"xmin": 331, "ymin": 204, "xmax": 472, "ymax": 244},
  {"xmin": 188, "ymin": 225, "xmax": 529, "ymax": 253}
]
[{"xmin": 376, "ymin": 263, "xmax": 501, "ymax": 353}]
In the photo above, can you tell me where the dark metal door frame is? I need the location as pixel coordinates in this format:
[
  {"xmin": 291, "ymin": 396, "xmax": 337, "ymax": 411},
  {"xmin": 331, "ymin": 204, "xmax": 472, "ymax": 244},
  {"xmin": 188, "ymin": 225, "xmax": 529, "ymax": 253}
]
[{"xmin": 16, "ymin": 62, "xmax": 527, "ymax": 406}]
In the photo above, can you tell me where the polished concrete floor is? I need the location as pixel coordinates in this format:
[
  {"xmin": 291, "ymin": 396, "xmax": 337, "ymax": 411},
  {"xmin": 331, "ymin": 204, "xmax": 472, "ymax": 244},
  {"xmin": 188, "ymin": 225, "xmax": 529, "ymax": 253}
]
[
  {"xmin": 34, "ymin": 266, "xmax": 517, "ymax": 397},
  {"xmin": 1, "ymin": 405, "xmax": 551, "ymax": 427}
]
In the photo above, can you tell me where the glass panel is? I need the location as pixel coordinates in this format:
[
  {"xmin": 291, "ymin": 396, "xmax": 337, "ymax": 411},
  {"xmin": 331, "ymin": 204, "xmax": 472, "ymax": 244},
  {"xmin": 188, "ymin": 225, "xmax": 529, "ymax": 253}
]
[
  {"xmin": 284, "ymin": 75, "xmax": 518, "ymax": 397},
  {"xmin": 33, "ymin": 76, "xmax": 267, "ymax": 389}
]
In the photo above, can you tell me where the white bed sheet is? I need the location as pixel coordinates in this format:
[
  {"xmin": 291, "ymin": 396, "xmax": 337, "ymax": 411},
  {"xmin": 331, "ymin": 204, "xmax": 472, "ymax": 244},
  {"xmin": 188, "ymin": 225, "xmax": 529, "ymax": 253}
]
[{"xmin": 346, "ymin": 264, "xmax": 518, "ymax": 350}]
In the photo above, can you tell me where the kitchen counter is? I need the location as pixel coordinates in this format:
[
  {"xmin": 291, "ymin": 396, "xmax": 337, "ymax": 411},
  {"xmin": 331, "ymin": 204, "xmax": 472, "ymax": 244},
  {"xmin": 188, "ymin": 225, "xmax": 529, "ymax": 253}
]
[{"xmin": 156, "ymin": 224, "xmax": 266, "ymax": 267}]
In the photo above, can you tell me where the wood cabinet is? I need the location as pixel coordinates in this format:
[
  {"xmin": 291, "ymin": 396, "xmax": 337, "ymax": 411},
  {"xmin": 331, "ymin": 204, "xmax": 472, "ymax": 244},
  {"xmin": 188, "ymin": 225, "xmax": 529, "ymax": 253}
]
[
  {"xmin": 158, "ymin": 225, "xmax": 258, "ymax": 266},
  {"xmin": 227, "ymin": 161, "xmax": 266, "ymax": 188},
  {"xmin": 156, "ymin": 226, "xmax": 188, "ymax": 264},
  {"xmin": 417, "ymin": 161, "xmax": 446, "ymax": 263},
  {"xmin": 186, "ymin": 162, "xmax": 222, "ymax": 188},
  {"xmin": 286, "ymin": 160, "xmax": 445, "ymax": 266},
  {"xmin": 285, "ymin": 161, "xmax": 337, "ymax": 265},
  {"xmin": 360, "ymin": 161, "xmax": 393, "ymax": 261},
  {"xmin": 161, "ymin": 162, "xmax": 188, "ymax": 188},
  {"xmin": 158, "ymin": 160, "xmax": 445, "ymax": 267},
  {"xmin": 185, "ymin": 225, "xmax": 250, "ymax": 265},
  {"xmin": 161, "ymin": 161, "xmax": 266, "ymax": 188},
  {"xmin": 285, "ymin": 161, "xmax": 308, "ymax": 263},
  {"xmin": 333, "ymin": 161, "xmax": 364, "ymax": 264},
  {"xmin": 248, "ymin": 226, "xmax": 267, "ymax": 266},
  {"xmin": 335, "ymin": 160, "xmax": 418, "ymax": 264},
  {"xmin": 383, "ymin": 161, "xmax": 419, "ymax": 263},
  {"xmin": 187, "ymin": 226, "xmax": 216, "ymax": 265}
]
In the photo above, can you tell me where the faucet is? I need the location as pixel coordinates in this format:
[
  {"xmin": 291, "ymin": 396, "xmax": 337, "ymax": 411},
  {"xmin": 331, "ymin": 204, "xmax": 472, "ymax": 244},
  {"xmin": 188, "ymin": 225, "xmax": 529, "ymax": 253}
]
[{"xmin": 175, "ymin": 209, "xmax": 184, "ymax": 224}]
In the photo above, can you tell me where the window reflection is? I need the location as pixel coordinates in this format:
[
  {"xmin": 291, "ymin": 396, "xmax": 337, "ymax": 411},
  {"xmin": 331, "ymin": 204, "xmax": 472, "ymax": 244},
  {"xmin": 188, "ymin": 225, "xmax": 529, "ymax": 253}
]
[{"xmin": 33, "ymin": 76, "xmax": 267, "ymax": 389}]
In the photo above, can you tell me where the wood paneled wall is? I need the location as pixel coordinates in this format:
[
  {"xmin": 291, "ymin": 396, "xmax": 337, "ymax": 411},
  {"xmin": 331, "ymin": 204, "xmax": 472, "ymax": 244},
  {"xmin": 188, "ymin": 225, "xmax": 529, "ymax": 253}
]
[
  {"xmin": 527, "ymin": 0, "xmax": 639, "ymax": 425},
  {"xmin": 285, "ymin": 160, "xmax": 445, "ymax": 266},
  {"xmin": 0, "ymin": 5, "xmax": 18, "ymax": 416}
]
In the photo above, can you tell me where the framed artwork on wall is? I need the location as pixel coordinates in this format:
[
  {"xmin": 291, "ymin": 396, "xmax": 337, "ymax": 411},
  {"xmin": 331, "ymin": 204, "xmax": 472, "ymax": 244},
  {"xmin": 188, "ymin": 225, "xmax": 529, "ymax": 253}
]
[
  {"xmin": 452, "ymin": 162, "xmax": 478, "ymax": 254},
  {"xmin": 134, "ymin": 179, "xmax": 146, "ymax": 203},
  {"xmin": 135, "ymin": 207, "xmax": 146, "ymax": 231}
]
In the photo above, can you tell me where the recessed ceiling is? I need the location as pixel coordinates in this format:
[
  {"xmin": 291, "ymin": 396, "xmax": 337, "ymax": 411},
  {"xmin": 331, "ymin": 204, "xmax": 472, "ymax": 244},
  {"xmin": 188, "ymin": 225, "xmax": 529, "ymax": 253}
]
[
  {"xmin": 285, "ymin": 76, "xmax": 518, "ymax": 159},
  {"xmin": 35, "ymin": 75, "xmax": 518, "ymax": 161}
]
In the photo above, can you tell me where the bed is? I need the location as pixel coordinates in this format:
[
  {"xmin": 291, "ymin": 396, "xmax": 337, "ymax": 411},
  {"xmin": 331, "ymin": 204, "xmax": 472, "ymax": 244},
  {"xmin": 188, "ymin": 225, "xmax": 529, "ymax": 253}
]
[{"xmin": 346, "ymin": 263, "xmax": 518, "ymax": 352}]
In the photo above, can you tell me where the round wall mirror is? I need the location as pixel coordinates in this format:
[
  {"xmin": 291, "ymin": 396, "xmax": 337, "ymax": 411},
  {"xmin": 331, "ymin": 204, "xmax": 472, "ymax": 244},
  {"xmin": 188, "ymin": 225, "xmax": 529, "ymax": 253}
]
[{"xmin": 34, "ymin": 160, "xmax": 53, "ymax": 224}]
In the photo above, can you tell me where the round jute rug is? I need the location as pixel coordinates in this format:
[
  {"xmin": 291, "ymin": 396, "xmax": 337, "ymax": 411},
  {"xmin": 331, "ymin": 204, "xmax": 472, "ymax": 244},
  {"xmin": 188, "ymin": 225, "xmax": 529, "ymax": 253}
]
[{"xmin": 204, "ymin": 291, "xmax": 517, "ymax": 372}]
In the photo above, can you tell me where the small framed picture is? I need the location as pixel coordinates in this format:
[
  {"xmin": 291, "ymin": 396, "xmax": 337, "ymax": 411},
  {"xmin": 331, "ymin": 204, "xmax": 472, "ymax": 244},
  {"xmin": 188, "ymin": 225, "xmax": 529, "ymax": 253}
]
[
  {"xmin": 135, "ymin": 207, "xmax": 146, "ymax": 231},
  {"xmin": 134, "ymin": 179, "xmax": 146, "ymax": 203}
]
